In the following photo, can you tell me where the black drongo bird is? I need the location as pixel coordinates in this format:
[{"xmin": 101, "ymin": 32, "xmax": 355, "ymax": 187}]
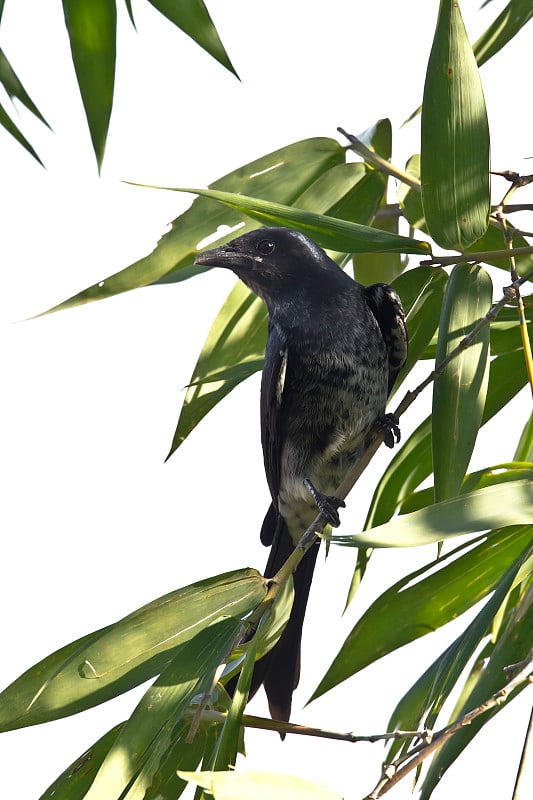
[{"xmin": 194, "ymin": 227, "xmax": 407, "ymax": 723}]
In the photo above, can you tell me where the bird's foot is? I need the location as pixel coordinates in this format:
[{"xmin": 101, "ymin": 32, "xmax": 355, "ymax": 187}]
[
  {"xmin": 374, "ymin": 413, "xmax": 401, "ymax": 448},
  {"xmin": 303, "ymin": 478, "xmax": 345, "ymax": 527}
]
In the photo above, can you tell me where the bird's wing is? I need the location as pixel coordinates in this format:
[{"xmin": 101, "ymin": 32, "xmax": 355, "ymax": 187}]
[
  {"xmin": 260, "ymin": 321, "xmax": 288, "ymax": 517},
  {"xmin": 364, "ymin": 282, "xmax": 408, "ymax": 394}
]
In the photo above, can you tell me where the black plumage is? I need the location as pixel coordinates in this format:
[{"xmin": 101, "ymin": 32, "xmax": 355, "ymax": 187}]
[{"xmin": 194, "ymin": 227, "xmax": 407, "ymax": 723}]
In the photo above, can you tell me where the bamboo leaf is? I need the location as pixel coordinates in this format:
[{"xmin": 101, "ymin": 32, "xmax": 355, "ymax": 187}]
[
  {"xmin": 0, "ymin": 569, "xmax": 265, "ymax": 731},
  {"xmin": 0, "ymin": 100, "xmax": 44, "ymax": 165},
  {"xmin": 62, "ymin": 0, "xmax": 116, "ymax": 171},
  {"xmin": 147, "ymin": 0, "xmax": 237, "ymax": 76},
  {"xmin": 84, "ymin": 617, "xmax": 241, "ymax": 800},
  {"xmin": 432, "ymin": 263, "xmax": 493, "ymax": 501},
  {"xmin": 331, "ymin": 481, "xmax": 533, "ymax": 549},
  {"xmin": 168, "ymin": 187, "xmax": 431, "ymax": 255},
  {"xmin": 179, "ymin": 770, "xmax": 342, "ymax": 800},
  {"xmin": 44, "ymin": 138, "xmax": 345, "ymax": 314},
  {"xmin": 421, "ymin": 0, "xmax": 490, "ymax": 250},
  {"xmin": 515, "ymin": 411, "xmax": 533, "ymax": 461},
  {"xmin": 420, "ymin": 575, "xmax": 533, "ymax": 798},
  {"xmin": 474, "ymin": 0, "xmax": 533, "ymax": 67},
  {"xmin": 313, "ymin": 526, "xmax": 532, "ymax": 700},
  {"xmin": 0, "ymin": 48, "xmax": 50, "ymax": 126}
]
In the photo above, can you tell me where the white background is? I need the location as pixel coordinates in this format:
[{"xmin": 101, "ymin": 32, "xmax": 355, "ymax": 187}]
[{"xmin": 1, "ymin": 1, "xmax": 532, "ymax": 798}]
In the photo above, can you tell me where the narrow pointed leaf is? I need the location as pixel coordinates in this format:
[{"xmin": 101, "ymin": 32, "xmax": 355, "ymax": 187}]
[
  {"xmin": 313, "ymin": 525, "xmax": 532, "ymax": 700},
  {"xmin": 147, "ymin": 0, "xmax": 237, "ymax": 76},
  {"xmin": 515, "ymin": 411, "xmax": 533, "ymax": 461},
  {"xmin": 40, "ymin": 723, "xmax": 124, "ymax": 800},
  {"xmin": 0, "ymin": 100, "xmax": 44, "ymax": 165},
  {"xmin": 474, "ymin": 0, "xmax": 533, "ymax": 67},
  {"xmin": 420, "ymin": 578, "xmax": 533, "ymax": 798},
  {"xmin": 421, "ymin": 0, "xmax": 490, "ymax": 250},
  {"xmin": 0, "ymin": 48, "xmax": 50, "ymax": 126},
  {"xmin": 169, "ymin": 187, "xmax": 431, "ymax": 255},
  {"xmin": 44, "ymin": 137, "xmax": 344, "ymax": 313},
  {"xmin": 62, "ymin": 0, "xmax": 116, "ymax": 170},
  {"xmin": 387, "ymin": 537, "xmax": 531, "ymax": 762},
  {"xmin": 0, "ymin": 569, "xmax": 265, "ymax": 730},
  {"xmin": 84, "ymin": 617, "xmax": 241, "ymax": 800},
  {"xmin": 432, "ymin": 263, "xmax": 492, "ymax": 500},
  {"xmin": 331, "ymin": 480, "xmax": 533, "ymax": 549}
]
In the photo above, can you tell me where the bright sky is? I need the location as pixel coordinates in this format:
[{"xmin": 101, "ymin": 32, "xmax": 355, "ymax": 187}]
[{"xmin": 1, "ymin": 2, "xmax": 532, "ymax": 798}]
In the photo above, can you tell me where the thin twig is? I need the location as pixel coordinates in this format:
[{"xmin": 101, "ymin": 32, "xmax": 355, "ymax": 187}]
[
  {"xmin": 511, "ymin": 704, "xmax": 533, "ymax": 800},
  {"xmin": 421, "ymin": 246, "xmax": 533, "ymax": 267},
  {"xmin": 337, "ymin": 127, "xmax": 421, "ymax": 190},
  {"xmin": 366, "ymin": 650, "xmax": 533, "ymax": 799}
]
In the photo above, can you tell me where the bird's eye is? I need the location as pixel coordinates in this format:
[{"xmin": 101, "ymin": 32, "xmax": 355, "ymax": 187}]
[{"xmin": 257, "ymin": 239, "xmax": 275, "ymax": 255}]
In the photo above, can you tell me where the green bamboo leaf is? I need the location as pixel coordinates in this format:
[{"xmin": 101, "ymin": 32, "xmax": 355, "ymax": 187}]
[
  {"xmin": 147, "ymin": 0, "xmax": 237, "ymax": 76},
  {"xmin": 420, "ymin": 576, "xmax": 533, "ymax": 798},
  {"xmin": 179, "ymin": 770, "xmax": 342, "ymax": 800},
  {"xmin": 0, "ymin": 100, "xmax": 44, "ymax": 165},
  {"xmin": 168, "ymin": 281, "xmax": 267, "ymax": 457},
  {"xmin": 353, "ymin": 207, "xmax": 403, "ymax": 285},
  {"xmin": 432, "ymin": 263, "xmax": 492, "ymax": 501},
  {"xmin": 388, "ymin": 266, "xmax": 448, "ymax": 397},
  {"xmin": 169, "ymin": 187, "xmax": 431, "ymax": 255},
  {"xmin": 313, "ymin": 525, "xmax": 532, "ymax": 700},
  {"xmin": 331, "ymin": 481, "xmax": 533, "ymax": 549},
  {"xmin": 421, "ymin": 0, "xmax": 490, "ymax": 250},
  {"xmin": 0, "ymin": 48, "xmax": 50, "ymax": 127},
  {"xmin": 474, "ymin": 0, "xmax": 533, "ymax": 67},
  {"xmin": 44, "ymin": 137, "xmax": 345, "ymax": 314},
  {"xmin": 515, "ymin": 411, "xmax": 533, "ymax": 461},
  {"xmin": 0, "ymin": 569, "xmax": 265, "ymax": 731},
  {"xmin": 84, "ymin": 617, "xmax": 241, "ymax": 800},
  {"xmin": 465, "ymin": 222, "xmax": 533, "ymax": 273},
  {"xmin": 40, "ymin": 723, "xmax": 124, "ymax": 800},
  {"xmin": 400, "ymin": 462, "xmax": 533, "ymax": 514},
  {"xmin": 62, "ymin": 0, "xmax": 116, "ymax": 171},
  {"xmin": 386, "ymin": 536, "xmax": 531, "ymax": 763},
  {"xmin": 398, "ymin": 155, "xmax": 425, "ymax": 229}
]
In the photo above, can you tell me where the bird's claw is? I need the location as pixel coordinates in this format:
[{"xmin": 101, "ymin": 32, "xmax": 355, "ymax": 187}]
[
  {"xmin": 374, "ymin": 413, "xmax": 401, "ymax": 448},
  {"xmin": 303, "ymin": 478, "xmax": 345, "ymax": 527}
]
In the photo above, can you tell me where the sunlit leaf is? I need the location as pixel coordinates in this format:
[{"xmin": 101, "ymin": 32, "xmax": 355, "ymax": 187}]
[
  {"xmin": 421, "ymin": 1, "xmax": 490, "ymax": 249},
  {"xmin": 515, "ymin": 411, "xmax": 533, "ymax": 462},
  {"xmin": 432, "ymin": 263, "xmax": 492, "ymax": 501},
  {"xmin": 474, "ymin": 0, "xmax": 533, "ymax": 67},
  {"xmin": 0, "ymin": 569, "xmax": 265, "ymax": 730},
  {"xmin": 0, "ymin": 48, "xmax": 50, "ymax": 126},
  {"xmin": 169, "ymin": 187, "xmax": 431, "ymax": 255},
  {"xmin": 0, "ymin": 100, "xmax": 44, "ymax": 165},
  {"xmin": 179, "ymin": 769, "xmax": 342, "ymax": 800},
  {"xmin": 147, "ymin": 0, "xmax": 237, "ymax": 76},
  {"xmin": 84, "ymin": 617, "xmax": 241, "ymax": 800},
  {"xmin": 44, "ymin": 137, "xmax": 345, "ymax": 313},
  {"xmin": 62, "ymin": 0, "xmax": 116, "ymax": 170},
  {"xmin": 313, "ymin": 526, "xmax": 532, "ymax": 700}
]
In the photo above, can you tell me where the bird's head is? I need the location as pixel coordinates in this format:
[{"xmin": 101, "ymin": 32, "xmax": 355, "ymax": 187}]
[{"xmin": 194, "ymin": 227, "xmax": 340, "ymax": 305}]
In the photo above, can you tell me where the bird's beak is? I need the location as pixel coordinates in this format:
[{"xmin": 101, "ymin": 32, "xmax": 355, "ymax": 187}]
[{"xmin": 194, "ymin": 244, "xmax": 255, "ymax": 270}]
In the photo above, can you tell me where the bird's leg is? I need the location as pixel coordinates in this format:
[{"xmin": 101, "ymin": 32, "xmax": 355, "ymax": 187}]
[
  {"xmin": 303, "ymin": 478, "xmax": 346, "ymax": 527},
  {"xmin": 373, "ymin": 413, "xmax": 401, "ymax": 448}
]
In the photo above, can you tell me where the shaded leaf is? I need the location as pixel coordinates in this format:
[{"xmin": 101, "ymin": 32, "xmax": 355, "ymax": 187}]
[
  {"xmin": 0, "ymin": 569, "xmax": 265, "ymax": 730},
  {"xmin": 179, "ymin": 769, "xmax": 342, "ymax": 800},
  {"xmin": 39, "ymin": 723, "xmax": 124, "ymax": 800},
  {"xmin": 0, "ymin": 100, "xmax": 43, "ymax": 165},
  {"xmin": 0, "ymin": 48, "xmax": 49, "ymax": 126},
  {"xmin": 421, "ymin": 0, "xmax": 490, "ymax": 250},
  {"xmin": 420, "ymin": 574, "xmax": 533, "ymax": 798},
  {"xmin": 387, "ymin": 534, "xmax": 531, "ymax": 762},
  {"xmin": 62, "ymin": 0, "xmax": 116, "ymax": 170},
  {"xmin": 474, "ymin": 0, "xmax": 533, "ymax": 67},
  {"xmin": 84, "ymin": 617, "xmax": 241, "ymax": 800},
  {"xmin": 44, "ymin": 137, "xmax": 345, "ymax": 313},
  {"xmin": 515, "ymin": 411, "xmax": 533, "ymax": 462},
  {"xmin": 331, "ymin": 480, "xmax": 533, "ymax": 548},
  {"xmin": 432, "ymin": 263, "xmax": 492, "ymax": 501},
  {"xmin": 313, "ymin": 525, "xmax": 532, "ymax": 700},
  {"xmin": 168, "ymin": 187, "xmax": 432, "ymax": 255},
  {"xmin": 147, "ymin": 0, "xmax": 237, "ymax": 76}
]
